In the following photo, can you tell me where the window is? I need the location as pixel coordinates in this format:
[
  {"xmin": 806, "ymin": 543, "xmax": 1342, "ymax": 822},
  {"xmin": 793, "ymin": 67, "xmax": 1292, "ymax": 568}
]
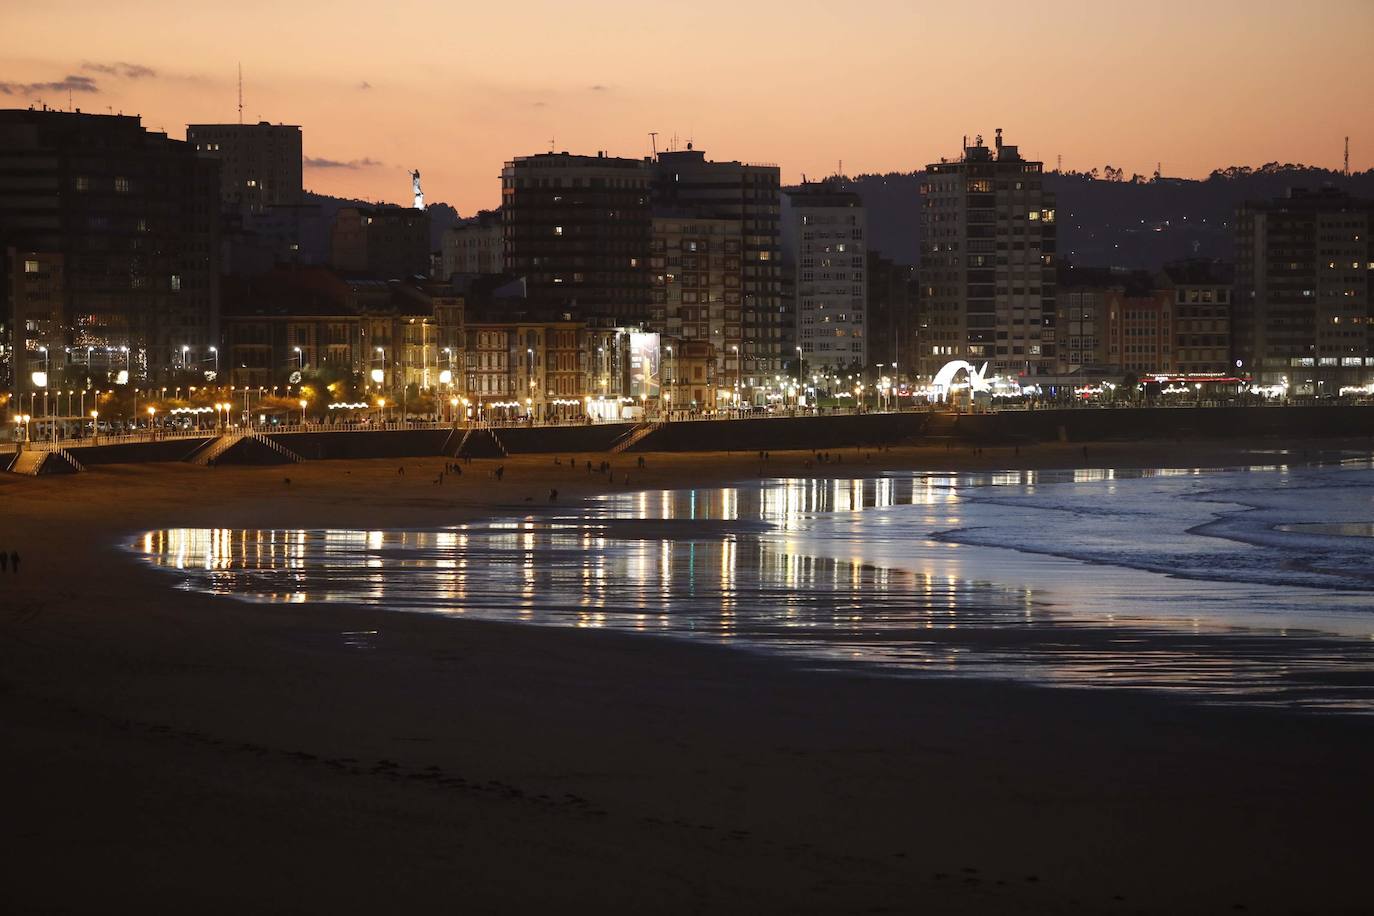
[
  {"xmin": 554, "ymin": 226, "xmax": 563, "ymax": 236},
  {"xmin": 114, "ymin": 176, "xmax": 130, "ymax": 193},
  {"xmin": 171, "ymin": 274, "xmax": 182, "ymax": 291},
  {"xmin": 24, "ymin": 259, "xmax": 39, "ymax": 274}
]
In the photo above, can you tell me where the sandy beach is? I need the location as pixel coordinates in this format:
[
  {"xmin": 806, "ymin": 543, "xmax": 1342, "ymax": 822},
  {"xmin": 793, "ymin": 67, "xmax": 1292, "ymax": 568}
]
[{"xmin": 2, "ymin": 439, "xmax": 1372, "ymax": 914}]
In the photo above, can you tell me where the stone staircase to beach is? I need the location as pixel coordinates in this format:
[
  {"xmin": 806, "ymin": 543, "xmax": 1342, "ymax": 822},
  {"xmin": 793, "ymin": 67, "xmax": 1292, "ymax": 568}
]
[
  {"xmin": 188, "ymin": 432, "xmax": 304, "ymax": 466},
  {"xmin": 609, "ymin": 422, "xmax": 660, "ymax": 454},
  {"xmin": 455, "ymin": 428, "xmax": 508, "ymax": 459},
  {"xmin": 189, "ymin": 433, "xmax": 244, "ymax": 466},
  {"xmin": 5, "ymin": 447, "xmax": 84, "ymax": 475}
]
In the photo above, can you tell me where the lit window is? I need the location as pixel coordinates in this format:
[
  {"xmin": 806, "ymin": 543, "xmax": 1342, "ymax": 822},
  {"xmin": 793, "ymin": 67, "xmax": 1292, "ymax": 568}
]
[
  {"xmin": 553, "ymin": 226, "xmax": 563, "ymax": 236},
  {"xmin": 115, "ymin": 177, "xmax": 130, "ymax": 193},
  {"xmin": 171, "ymin": 275, "xmax": 182, "ymax": 291},
  {"xmin": 24, "ymin": 259, "xmax": 39, "ymax": 274}
]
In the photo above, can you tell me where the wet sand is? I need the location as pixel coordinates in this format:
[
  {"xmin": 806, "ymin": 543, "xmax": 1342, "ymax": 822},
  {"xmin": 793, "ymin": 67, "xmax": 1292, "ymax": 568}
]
[{"xmin": 2, "ymin": 439, "xmax": 1373, "ymax": 913}]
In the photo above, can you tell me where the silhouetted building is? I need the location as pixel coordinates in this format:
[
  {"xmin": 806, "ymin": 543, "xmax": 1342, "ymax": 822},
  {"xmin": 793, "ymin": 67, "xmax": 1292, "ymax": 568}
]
[
  {"xmin": 1053, "ymin": 264, "xmax": 1149, "ymax": 373},
  {"xmin": 220, "ymin": 266, "xmax": 462, "ymax": 392},
  {"xmin": 652, "ymin": 147, "xmax": 782, "ymax": 397},
  {"xmin": 502, "ymin": 151, "xmax": 653, "ymax": 321},
  {"xmin": 919, "ymin": 130, "xmax": 1056, "ymax": 379},
  {"xmin": 330, "ymin": 206, "xmax": 431, "ymax": 278},
  {"xmin": 187, "ymin": 121, "xmax": 303, "ymax": 213},
  {"xmin": 867, "ymin": 252, "xmax": 917, "ymax": 377},
  {"xmin": 783, "ymin": 182, "xmax": 867, "ymax": 372},
  {"xmin": 651, "ymin": 214, "xmax": 742, "ymax": 386},
  {"xmin": 1103, "ymin": 287, "xmax": 1175, "ymax": 375},
  {"xmin": 1158, "ymin": 259, "xmax": 1235, "ymax": 376},
  {"xmin": 441, "ymin": 209, "xmax": 503, "ymax": 279},
  {"xmin": 0, "ymin": 108, "xmax": 220, "ymax": 403},
  {"xmin": 1234, "ymin": 187, "xmax": 1374, "ymax": 393}
]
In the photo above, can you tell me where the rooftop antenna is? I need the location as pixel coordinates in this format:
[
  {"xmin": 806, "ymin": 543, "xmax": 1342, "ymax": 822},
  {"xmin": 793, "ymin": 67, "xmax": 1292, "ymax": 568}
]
[
  {"xmin": 237, "ymin": 63, "xmax": 243, "ymax": 124},
  {"xmin": 549, "ymin": 136, "xmax": 555, "ymax": 153},
  {"xmin": 649, "ymin": 131, "xmax": 658, "ymax": 159},
  {"xmin": 1345, "ymin": 136, "xmax": 1350, "ymax": 176},
  {"xmin": 1057, "ymin": 154, "xmax": 1062, "ymax": 173}
]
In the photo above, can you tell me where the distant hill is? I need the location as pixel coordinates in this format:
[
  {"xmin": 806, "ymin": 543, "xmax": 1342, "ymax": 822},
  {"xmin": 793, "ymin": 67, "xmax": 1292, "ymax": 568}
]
[
  {"xmin": 302, "ymin": 191, "xmax": 464, "ymax": 253},
  {"xmin": 848, "ymin": 165, "xmax": 1374, "ymax": 269}
]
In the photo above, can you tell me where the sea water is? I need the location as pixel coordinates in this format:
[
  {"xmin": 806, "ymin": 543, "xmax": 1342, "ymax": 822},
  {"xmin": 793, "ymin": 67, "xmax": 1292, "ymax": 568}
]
[{"xmin": 134, "ymin": 462, "xmax": 1374, "ymax": 712}]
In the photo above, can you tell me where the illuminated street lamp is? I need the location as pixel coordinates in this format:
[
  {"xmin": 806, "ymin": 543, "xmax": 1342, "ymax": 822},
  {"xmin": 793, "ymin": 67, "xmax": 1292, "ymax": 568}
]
[{"xmin": 372, "ymin": 346, "xmax": 386, "ymax": 387}]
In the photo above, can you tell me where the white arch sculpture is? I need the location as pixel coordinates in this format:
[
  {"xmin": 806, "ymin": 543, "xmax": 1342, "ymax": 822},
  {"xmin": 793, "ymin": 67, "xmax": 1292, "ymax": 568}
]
[{"xmin": 931, "ymin": 360, "xmax": 990, "ymax": 401}]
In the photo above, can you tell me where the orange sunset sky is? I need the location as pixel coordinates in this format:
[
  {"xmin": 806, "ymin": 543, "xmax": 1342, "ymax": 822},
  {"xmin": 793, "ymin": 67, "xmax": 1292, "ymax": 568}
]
[{"xmin": 3, "ymin": 0, "xmax": 1372, "ymax": 214}]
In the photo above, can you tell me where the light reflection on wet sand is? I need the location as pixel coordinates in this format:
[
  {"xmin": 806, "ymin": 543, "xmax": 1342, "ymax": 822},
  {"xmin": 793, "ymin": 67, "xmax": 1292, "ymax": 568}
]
[{"xmin": 136, "ymin": 470, "xmax": 1374, "ymax": 713}]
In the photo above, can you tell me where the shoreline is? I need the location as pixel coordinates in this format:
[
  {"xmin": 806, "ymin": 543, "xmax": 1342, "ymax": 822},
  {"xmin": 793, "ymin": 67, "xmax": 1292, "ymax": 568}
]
[{"xmin": 4, "ymin": 438, "xmax": 1374, "ymax": 912}]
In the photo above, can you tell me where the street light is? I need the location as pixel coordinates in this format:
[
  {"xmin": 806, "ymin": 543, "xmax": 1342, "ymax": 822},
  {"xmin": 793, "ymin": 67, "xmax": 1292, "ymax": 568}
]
[
  {"xmin": 209, "ymin": 346, "xmax": 218, "ymax": 377},
  {"xmin": 299, "ymin": 398, "xmax": 308, "ymax": 424},
  {"xmin": 372, "ymin": 347, "xmax": 386, "ymax": 387}
]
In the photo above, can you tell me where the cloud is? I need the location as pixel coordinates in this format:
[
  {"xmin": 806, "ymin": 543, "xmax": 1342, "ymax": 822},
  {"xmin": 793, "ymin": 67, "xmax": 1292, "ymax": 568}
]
[
  {"xmin": 304, "ymin": 156, "xmax": 385, "ymax": 170},
  {"xmin": 358, "ymin": 81, "xmax": 372, "ymax": 90},
  {"xmin": 589, "ymin": 84, "xmax": 609, "ymax": 91},
  {"xmin": 532, "ymin": 101, "xmax": 548, "ymax": 108},
  {"xmin": 0, "ymin": 74, "xmax": 99, "ymax": 95},
  {"xmin": 81, "ymin": 61, "xmax": 157, "ymax": 79}
]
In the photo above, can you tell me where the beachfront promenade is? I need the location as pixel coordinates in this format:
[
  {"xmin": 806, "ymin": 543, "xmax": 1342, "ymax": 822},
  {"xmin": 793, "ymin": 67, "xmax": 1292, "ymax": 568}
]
[{"xmin": 4, "ymin": 401, "xmax": 1373, "ymax": 475}]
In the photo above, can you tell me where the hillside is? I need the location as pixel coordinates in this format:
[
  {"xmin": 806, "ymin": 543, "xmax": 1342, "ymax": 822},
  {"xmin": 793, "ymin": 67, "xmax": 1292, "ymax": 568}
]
[{"xmin": 850, "ymin": 165, "xmax": 1374, "ymax": 269}]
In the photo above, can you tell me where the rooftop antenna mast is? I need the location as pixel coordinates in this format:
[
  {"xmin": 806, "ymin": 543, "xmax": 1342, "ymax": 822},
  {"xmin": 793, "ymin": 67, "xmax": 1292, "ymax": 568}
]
[
  {"xmin": 649, "ymin": 131, "xmax": 658, "ymax": 160},
  {"xmin": 1345, "ymin": 136, "xmax": 1350, "ymax": 176},
  {"xmin": 237, "ymin": 63, "xmax": 243, "ymax": 124}
]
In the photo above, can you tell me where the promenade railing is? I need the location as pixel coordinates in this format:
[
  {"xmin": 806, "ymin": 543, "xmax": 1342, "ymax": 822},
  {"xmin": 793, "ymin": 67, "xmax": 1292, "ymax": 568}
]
[{"xmin": 4, "ymin": 397, "xmax": 1371, "ymax": 455}]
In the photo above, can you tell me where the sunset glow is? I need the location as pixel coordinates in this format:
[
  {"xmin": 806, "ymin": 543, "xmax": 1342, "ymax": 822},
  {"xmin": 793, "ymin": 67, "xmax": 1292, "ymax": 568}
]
[{"xmin": 4, "ymin": 0, "xmax": 1372, "ymax": 212}]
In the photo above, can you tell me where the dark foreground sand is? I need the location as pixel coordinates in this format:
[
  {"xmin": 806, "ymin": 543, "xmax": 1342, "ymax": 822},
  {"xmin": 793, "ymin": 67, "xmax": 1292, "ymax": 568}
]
[{"xmin": 2, "ymin": 440, "xmax": 1372, "ymax": 914}]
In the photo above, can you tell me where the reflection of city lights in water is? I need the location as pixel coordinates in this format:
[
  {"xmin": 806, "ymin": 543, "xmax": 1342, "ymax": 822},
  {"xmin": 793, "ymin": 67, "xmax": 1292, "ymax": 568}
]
[{"xmin": 135, "ymin": 471, "xmax": 1374, "ymax": 713}]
